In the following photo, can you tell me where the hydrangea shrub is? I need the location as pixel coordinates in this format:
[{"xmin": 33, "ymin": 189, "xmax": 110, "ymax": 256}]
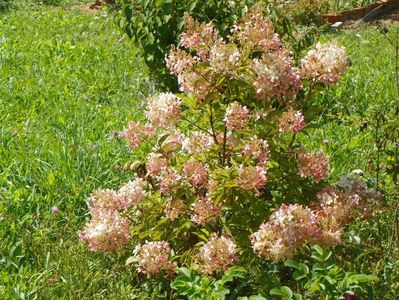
[{"xmin": 79, "ymin": 5, "xmax": 380, "ymax": 279}]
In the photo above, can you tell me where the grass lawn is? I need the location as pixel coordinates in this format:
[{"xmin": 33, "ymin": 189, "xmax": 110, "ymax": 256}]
[
  {"xmin": 0, "ymin": 1, "xmax": 152, "ymax": 299},
  {"xmin": 0, "ymin": 1, "xmax": 398, "ymax": 299}
]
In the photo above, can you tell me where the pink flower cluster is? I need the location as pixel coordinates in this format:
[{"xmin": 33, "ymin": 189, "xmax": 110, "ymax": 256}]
[
  {"xmin": 242, "ymin": 136, "xmax": 270, "ymax": 167},
  {"xmin": 224, "ymin": 102, "xmax": 250, "ymax": 131},
  {"xmin": 121, "ymin": 121, "xmax": 154, "ymax": 150},
  {"xmin": 183, "ymin": 158, "xmax": 209, "ymax": 188},
  {"xmin": 301, "ymin": 42, "xmax": 348, "ymax": 86},
  {"xmin": 159, "ymin": 169, "xmax": 182, "ymax": 195},
  {"xmin": 297, "ymin": 149, "xmax": 329, "ymax": 183},
  {"xmin": 163, "ymin": 130, "xmax": 185, "ymax": 152},
  {"xmin": 118, "ymin": 178, "xmax": 147, "ymax": 207},
  {"xmin": 236, "ymin": 165, "xmax": 267, "ymax": 192},
  {"xmin": 251, "ymin": 204, "xmax": 320, "ymax": 261},
  {"xmin": 164, "ymin": 198, "xmax": 188, "ymax": 221},
  {"xmin": 251, "ymin": 50, "xmax": 302, "ymax": 101},
  {"xmin": 180, "ymin": 14, "xmax": 218, "ymax": 53},
  {"xmin": 79, "ymin": 179, "xmax": 148, "ymax": 253},
  {"xmin": 209, "ymin": 42, "xmax": 241, "ymax": 74},
  {"xmin": 87, "ymin": 189, "xmax": 130, "ymax": 213},
  {"xmin": 146, "ymin": 153, "xmax": 168, "ymax": 176},
  {"xmin": 191, "ymin": 196, "xmax": 223, "ymax": 225},
  {"xmin": 252, "ymin": 178, "xmax": 380, "ymax": 261},
  {"xmin": 165, "ymin": 46, "xmax": 195, "ymax": 76},
  {"xmin": 197, "ymin": 234, "xmax": 238, "ymax": 274},
  {"xmin": 182, "ymin": 131, "xmax": 214, "ymax": 155},
  {"xmin": 133, "ymin": 241, "xmax": 177, "ymax": 277},
  {"xmin": 79, "ymin": 209, "xmax": 131, "ymax": 253},
  {"xmin": 146, "ymin": 93, "xmax": 181, "ymax": 128},
  {"xmin": 233, "ymin": 4, "xmax": 280, "ymax": 52},
  {"xmin": 279, "ymin": 109, "xmax": 305, "ymax": 133},
  {"xmin": 315, "ymin": 185, "xmax": 380, "ymax": 247}
]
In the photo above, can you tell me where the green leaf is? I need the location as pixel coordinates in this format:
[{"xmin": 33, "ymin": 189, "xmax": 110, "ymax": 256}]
[
  {"xmin": 284, "ymin": 260, "xmax": 300, "ymax": 270},
  {"xmin": 123, "ymin": 6, "xmax": 133, "ymax": 20},
  {"xmin": 219, "ymin": 266, "xmax": 246, "ymax": 285},
  {"xmin": 346, "ymin": 274, "xmax": 379, "ymax": 284},
  {"xmin": 249, "ymin": 296, "xmax": 267, "ymax": 300},
  {"xmin": 270, "ymin": 286, "xmax": 293, "ymax": 299}
]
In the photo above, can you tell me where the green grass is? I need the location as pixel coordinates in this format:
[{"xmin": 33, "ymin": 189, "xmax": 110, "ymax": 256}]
[
  {"xmin": 0, "ymin": 2, "xmax": 152, "ymax": 299},
  {"xmin": 0, "ymin": 1, "xmax": 398, "ymax": 299}
]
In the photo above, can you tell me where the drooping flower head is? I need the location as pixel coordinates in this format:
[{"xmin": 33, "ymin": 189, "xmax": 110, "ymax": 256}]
[
  {"xmin": 197, "ymin": 234, "xmax": 238, "ymax": 275},
  {"xmin": 133, "ymin": 241, "xmax": 177, "ymax": 277}
]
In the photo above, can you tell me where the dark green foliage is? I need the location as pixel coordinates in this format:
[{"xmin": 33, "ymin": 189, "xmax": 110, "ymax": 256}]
[{"xmin": 115, "ymin": 0, "xmax": 257, "ymax": 91}]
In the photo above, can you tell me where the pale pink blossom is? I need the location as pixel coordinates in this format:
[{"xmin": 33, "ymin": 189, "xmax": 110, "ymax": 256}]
[
  {"xmin": 162, "ymin": 130, "xmax": 185, "ymax": 152},
  {"xmin": 180, "ymin": 14, "xmax": 219, "ymax": 55},
  {"xmin": 178, "ymin": 70, "xmax": 214, "ymax": 100},
  {"xmin": 164, "ymin": 198, "xmax": 188, "ymax": 221},
  {"xmin": 146, "ymin": 153, "xmax": 168, "ymax": 176},
  {"xmin": 133, "ymin": 241, "xmax": 177, "ymax": 277},
  {"xmin": 301, "ymin": 42, "xmax": 348, "ymax": 86},
  {"xmin": 158, "ymin": 169, "xmax": 183, "ymax": 194},
  {"xmin": 191, "ymin": 196, "xmax": 223, "ymax": 225},
  {"xmin": 242, "ymin": 136, "xmax": 270, "ymax": 167},
  {"xmin": 183, "ymin": 158, "xmax": 209, "ymax": 188},
  {"xmin": 251, "ymin": 204, "xmax": 319, "ymax": 261},
  {"xmin": 79, "ymin": 210, "xmax": 130, "ymax": 253},
  {"xmin": 234, "ymin": 5, "xmax": 281, "ymax": 52},
  {"xmin": 251, "ymin": 50, "xmax": 302, "ymax": 101},
  {"xmin": 279, "ymin": 109, "xmax": 305, "ymax": 133},
  {"xmin": 197, "ymin": 234, "xmax": 238, "ymax": 274},
  {"xmin": 88, "ymin": 189, "xmax": 129, "ymax": 213},
  {"xmin": 297, "ymin": 149, "xmax": 329, "ymax": 183},
  {"xmin": 236, "ymin": 166, "xmax": 267, "ymax": 192},
  {"xmin": 165, "ymin": 46, "xmax": 196, "ymax": 76},
  {"xmin": 224, "ymin": 102, "xmax": 250, "ymax": 131},
  {"xmin": 51, "ymin": 206, "xmax": 60, "ymax": 214},
  {"xmin": 146, "ymin": 93, "xmax": 181, "ymax": 128},
  {"xmin": 209, "ymin": 42, "xmax": 241, "ymax": 74},
  {"xmin": 118, "ymin": 178, "xmax": 147, "ymax": 207},
  {"xmin": 121, "ymin": 121, "xmax": 155, "ymax": 150},
  {"xmin": 182, "ymin": 131, "xmax": 214, "ymax": 155}
]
